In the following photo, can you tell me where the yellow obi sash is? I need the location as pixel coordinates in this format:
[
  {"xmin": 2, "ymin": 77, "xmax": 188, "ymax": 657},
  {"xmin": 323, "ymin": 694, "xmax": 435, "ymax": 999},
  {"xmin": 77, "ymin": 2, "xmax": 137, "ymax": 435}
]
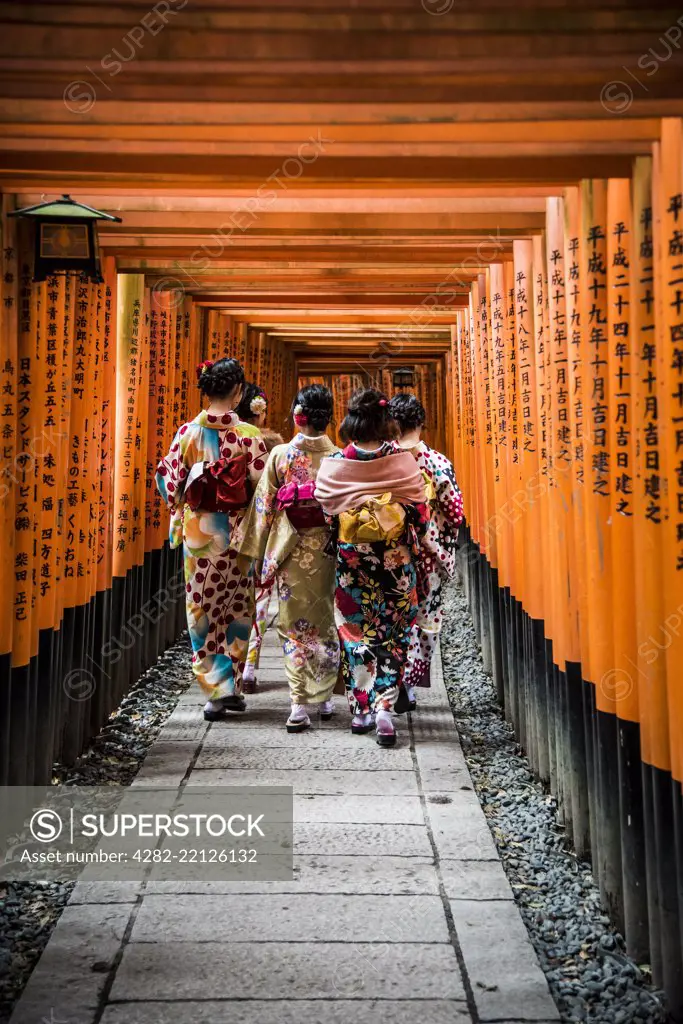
[{"xmin": 338, "ymin": 492, "xmax": 406, "ymax": 544}]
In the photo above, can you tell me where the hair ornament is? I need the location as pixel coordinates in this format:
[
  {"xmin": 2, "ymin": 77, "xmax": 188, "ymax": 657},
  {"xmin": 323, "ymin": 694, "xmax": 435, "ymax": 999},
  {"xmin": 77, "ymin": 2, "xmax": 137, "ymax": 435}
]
[
  {"xmin": 293, "ymin": 403, "xmax": 308, "ymax": 426},
  {"xmin": 196, "ymin": 359, "xmax": 214, "ymax": 381},
  {"xmin": 250, "ymin": 394, "xmax": 267, "ymax": 416},
  {"xmin": 379, "ymin": 398, "xmax": 388, "ymax": 407}
]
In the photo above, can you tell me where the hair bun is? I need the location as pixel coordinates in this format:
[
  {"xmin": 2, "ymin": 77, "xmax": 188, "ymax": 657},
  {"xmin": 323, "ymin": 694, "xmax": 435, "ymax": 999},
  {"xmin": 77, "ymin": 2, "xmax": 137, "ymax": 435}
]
[
  {"xmin": 293, "ymin": 384, "xmax": 333, "ymax": 431},
  {"xmin": 388, "ymin": 392, "xmax": 426, "ymax": 432},
  {"xmin": 197, "ymin": 357, "xmax": 245, "ymax": 399},
  {"xmin": 349, "ymin": 387, "xmax": 388, "ymax": 412},
  {"xmin": 340, "ymin": 387, "xmax": 396, "ymax": 445}
]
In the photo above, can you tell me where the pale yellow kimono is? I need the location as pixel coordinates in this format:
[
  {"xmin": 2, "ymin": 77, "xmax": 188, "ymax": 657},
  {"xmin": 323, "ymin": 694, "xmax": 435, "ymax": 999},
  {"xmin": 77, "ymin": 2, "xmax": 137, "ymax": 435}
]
[{"xmin": 233, "ymin": 433, "xmax": 340, "ymax": 705}]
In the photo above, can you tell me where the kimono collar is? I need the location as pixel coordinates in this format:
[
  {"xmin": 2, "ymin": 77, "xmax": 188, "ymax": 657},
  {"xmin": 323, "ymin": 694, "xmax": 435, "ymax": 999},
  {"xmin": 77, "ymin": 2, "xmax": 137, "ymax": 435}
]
[
  {"xmin": 342, "ymin": 440, "xmax": 396, "ymax": 460},
  {"xmin": 292, "ymin": 432, "xmax": 337, "ymax": 454},
  {"xmin": 194, "ymin": 410, "xmax": 239, "ymax": 429},
  {"xmin": 397, "ymin": 439, "xmax": 427, "ymax": 456}
]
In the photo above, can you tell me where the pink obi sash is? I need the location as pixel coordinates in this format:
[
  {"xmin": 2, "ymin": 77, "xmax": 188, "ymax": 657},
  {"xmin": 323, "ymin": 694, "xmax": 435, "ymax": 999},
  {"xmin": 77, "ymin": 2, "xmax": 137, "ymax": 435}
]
[{"xmin": 275, "ymin": 480, "xmax": 326, "ymax": 530}]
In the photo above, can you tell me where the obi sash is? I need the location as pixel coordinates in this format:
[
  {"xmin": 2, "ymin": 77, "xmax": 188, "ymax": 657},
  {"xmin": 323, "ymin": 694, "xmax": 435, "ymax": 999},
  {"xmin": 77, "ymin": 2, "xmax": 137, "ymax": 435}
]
[
  {"xmin": 275, "ymin": 479, "xmax": 326, "ymax": 530},
  {"xmin": 337, "ymin": 492, "xmax": 407, "ymax": 544},
  {"xmin": 184, "ymin": 454, "xmax": 249, "ymax": 513}
]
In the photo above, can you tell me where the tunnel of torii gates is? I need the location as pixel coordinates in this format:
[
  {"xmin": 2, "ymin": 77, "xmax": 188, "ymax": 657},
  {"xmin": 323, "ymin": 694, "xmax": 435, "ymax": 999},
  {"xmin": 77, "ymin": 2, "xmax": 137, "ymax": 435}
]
[{"xmin": 0, "ymin": 0, "xmax": 683, "ymax": 1013}]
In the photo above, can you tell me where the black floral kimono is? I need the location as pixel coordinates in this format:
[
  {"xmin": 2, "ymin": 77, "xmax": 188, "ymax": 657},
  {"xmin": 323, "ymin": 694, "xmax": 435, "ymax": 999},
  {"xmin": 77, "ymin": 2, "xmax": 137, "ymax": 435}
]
[{"xmin": 327, "ymin": 442, "xmax": 430, "ymax": 715}]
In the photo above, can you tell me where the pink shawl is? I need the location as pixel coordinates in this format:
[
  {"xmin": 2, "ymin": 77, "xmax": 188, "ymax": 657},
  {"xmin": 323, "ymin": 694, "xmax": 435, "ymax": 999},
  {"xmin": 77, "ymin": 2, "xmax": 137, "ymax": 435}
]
[{"xmin": 314, "ymin": 450, "xmax": 426, "ymax": 516}]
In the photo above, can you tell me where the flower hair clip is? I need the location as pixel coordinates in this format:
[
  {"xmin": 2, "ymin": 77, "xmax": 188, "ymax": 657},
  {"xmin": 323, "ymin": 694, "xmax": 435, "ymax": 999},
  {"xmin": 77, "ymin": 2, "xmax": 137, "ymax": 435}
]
[
  {"xmin": 250, "ymin": 394, "xmax": 267, "ymax": 416},
  {"xmin": 379, "ymin": 398, "xmax": 388, "ymax": 407},
  {"xmin": 293, "ymin": 403, "xmax": 308, "ymax": 426},
  {"xmin": 196, "ymin": 359, "xmax": 214, "ymax": 381}
]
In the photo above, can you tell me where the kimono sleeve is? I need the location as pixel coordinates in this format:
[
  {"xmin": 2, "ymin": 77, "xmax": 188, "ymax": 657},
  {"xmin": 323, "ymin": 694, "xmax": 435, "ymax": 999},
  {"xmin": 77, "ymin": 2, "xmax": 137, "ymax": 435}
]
[
  {"xmin": 435, "ymin": 456, "xmax": 464, "ymax": 527},
  {"xmin": 246, "ymin": 434, "xmax": 270, "ymax": 489},
  {"xmin": 156, "ymin": 428, "xmax": 189, "ymax": 510},
  {"xmin": 155, "ymin": 427, "xmax": 190, "ymax": 549},
  {"xmin": 233, "ymin": 446, "xmax": 280, "ymax": 564}
]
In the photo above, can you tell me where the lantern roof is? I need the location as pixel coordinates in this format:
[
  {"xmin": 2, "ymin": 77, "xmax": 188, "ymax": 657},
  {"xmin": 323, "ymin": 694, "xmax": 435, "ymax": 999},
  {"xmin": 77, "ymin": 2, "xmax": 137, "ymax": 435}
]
[{"xmin": 8, "ymin": 194, "xmax": 122, "ymax": 222}]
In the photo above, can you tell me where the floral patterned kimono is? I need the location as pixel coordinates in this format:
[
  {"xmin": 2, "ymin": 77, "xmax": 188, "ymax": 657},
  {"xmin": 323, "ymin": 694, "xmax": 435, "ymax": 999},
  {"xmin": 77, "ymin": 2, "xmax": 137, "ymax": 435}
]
[
  {"xmin": 243, "ymin": 427, "xmax": 285, "ymax": 686},
  {"xmin": 156, "ymin": 410, "xmax": 268, "ymax": 700},
  {"xmin": 326, "ymin": 442, "xmax": 429, "ymax": 715},
  {"xmin": 234, "ymin": 432, "xmax": 341, "ymax": 705},
  {"xmin": 402, "ymin": 441, "xmax": 464, "ymax": 689}
]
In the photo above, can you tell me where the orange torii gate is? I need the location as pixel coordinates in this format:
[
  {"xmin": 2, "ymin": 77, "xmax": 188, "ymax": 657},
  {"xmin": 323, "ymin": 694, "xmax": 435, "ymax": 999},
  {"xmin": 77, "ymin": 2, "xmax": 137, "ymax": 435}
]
[
  {"xmin": 452, "ymin": 124, "xmax": 683, "ymax": 1009},
  {"xmin": 0, "ymin": 238, "xmax": 296, "ymax": 786},
  {"xmin": 0, "ymin": 1, "xmax": 682, "ymax": 1013}
]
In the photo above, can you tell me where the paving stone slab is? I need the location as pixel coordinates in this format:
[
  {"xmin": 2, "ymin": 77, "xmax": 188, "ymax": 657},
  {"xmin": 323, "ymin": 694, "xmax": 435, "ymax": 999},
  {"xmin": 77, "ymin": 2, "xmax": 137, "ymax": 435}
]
[
  {"xmin": 156, "ymin": 722, "xmax": 212, "ymax": 742},
  {"xmin": 294, "ymin": 822, "xmax": 433, "ymax": 856},
  {"xmin": 177, "ymin": 687, "xmax": 285, "ymax": 707},
  {"xmin": 144, "ymin": 855, "xmax": 439, "ymax": 894},
  {"xmin": 195, "ymin": 746, "xmax": 414, "ymax": 771},
  {"xmin": 419, "ymin": 767, "xmax": 474, "ymax": 792},
  {"xmin": 134, "ymin": 741, "xmax": 200, "ymax": 767},
  {"xmin": 110, "ymin": 942, "xmax": 467, "ymax": 1001},
  {"xmin": 440, "ymin": 860, "xmax": 514, "ymax": 901},
  {"xmin": 130, "ymin": 893, "xmax": 449, "ymax": 944},
  {"xmin": 449, "ymin": 899, "xmax": 559, "ymax": 1021},
  {"xmin": 292, "ymin": 794, "xmax": 424, "ymax": 824},
  {"xmin": 176, "ymin": 694, "xmax": 207, "ymax": 706},
  {"xmin": 424, "ymin": 792, "xmax": 499, "ymax": 861},
  {"xmin": 204, "ymin": 707, "xmax": 304, "ymax": 727},
  {"xmin": 69, "ymin": 881, "xmax": 142, "ymax": 904},
  {"xmin": 9, "ymin": 904, "xmax": 132, "ymax": 1024},
  {"xmin": 413, "ymin": 740, "xmax": 470, "ymax": 775},
  {"xmin": 186, "ymin": 767, "xmax": 419, "ymax": 794},
  {"xmin": 200, "ymin": 725, "xmax": 387, "ymax": 748},
  {"xmin": 132, "ymin": 767, "xmax": 188, "ymax": 788},
  {"xmin": 101, "ymin": 999, "xmax": 472, "ymax": 1024},
  {"xmin": 410, "ymin": 710, "xmax": 462, "ymax": 742},
  {"xmin": 164, "ymin": 705, "xmax": 208, "ymax": 725}
]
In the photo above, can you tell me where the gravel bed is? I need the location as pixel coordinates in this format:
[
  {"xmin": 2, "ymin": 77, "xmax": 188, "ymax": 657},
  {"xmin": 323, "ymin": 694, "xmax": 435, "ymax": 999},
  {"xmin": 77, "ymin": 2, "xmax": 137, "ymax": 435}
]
[
  {"xmin": 441, "ymin": 574, "xmax": 668, "ymax": 1024},
  {"xmin": 0, "ymin": 635, "xmax": 192, "ymax": 1024}
]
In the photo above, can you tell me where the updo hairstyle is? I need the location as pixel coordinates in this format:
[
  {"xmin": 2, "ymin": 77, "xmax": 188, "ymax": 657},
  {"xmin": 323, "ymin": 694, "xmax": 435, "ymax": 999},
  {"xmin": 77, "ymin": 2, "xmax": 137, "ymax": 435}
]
[
  {"xmin": 339, "ymin": 387, "xmax": 397, "ymax": 444},
  {"xmin": 388, "ymin": 392, "xmax": 426, "ymax": 432},
  {"xmin": 291, "ymin": 384, "xmax": 333, "ymax": 432},
  {"xmin": 196, "ymin": 357, "xmax": 245, "ymax": 400}
]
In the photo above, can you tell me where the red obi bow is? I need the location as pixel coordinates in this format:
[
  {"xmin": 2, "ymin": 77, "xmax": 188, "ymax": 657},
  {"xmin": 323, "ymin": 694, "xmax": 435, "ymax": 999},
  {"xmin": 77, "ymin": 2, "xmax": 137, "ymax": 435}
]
[
  {"xmin": 275, "ymin": 479, "xmax": 316, "ymax": 510},
  {"xmin": 184, "ymin": 454, "xmax": 249, "ymax": 513}
]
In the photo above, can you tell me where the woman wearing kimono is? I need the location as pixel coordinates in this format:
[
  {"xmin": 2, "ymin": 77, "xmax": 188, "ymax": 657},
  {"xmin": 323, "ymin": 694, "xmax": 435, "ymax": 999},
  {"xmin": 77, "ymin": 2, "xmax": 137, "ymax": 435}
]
[
  {"xmin": 156, "ymin": 358, "xmax": 269, "ymax": 721},
  {"xmin": 315, "ymin": 388, "xmax": 429, "ymax": 747},
  {"xmin": 234, "ymin": 384, "xmax": 341, "ymax": 733},
  {"xmin": 234, "ymin": 382, "xmax": 284, "ymax": 693},
  {"xmin": 389, "ymin": 393, "xmax": 464, "ymax": 708}
]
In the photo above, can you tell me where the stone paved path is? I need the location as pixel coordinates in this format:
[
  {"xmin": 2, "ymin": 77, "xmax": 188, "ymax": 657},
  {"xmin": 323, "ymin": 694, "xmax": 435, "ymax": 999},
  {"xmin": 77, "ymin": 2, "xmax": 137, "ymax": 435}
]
[{"xmin": 11, "ymin": 625, "xmax": 559, "ymax": 1024}]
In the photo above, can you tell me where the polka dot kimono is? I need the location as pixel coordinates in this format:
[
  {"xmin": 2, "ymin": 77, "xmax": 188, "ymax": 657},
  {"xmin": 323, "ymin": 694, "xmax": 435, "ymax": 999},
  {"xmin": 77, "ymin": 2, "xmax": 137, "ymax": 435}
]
[
  {"xmin": 156, "ymin": 410, "xmax": 268, "ymax": 700},
  {"xmin": 404, "ymin": 441, "xmax": 464, "ymax": 689}
]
